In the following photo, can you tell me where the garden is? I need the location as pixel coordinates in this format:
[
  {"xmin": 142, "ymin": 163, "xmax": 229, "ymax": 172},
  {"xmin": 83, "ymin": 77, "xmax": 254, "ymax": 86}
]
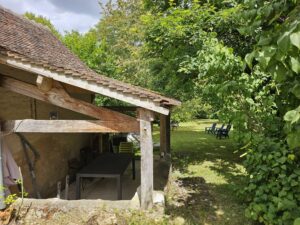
[{"xmin": 20, "ymin": 0, "xmax": 300, "ymax": 224}]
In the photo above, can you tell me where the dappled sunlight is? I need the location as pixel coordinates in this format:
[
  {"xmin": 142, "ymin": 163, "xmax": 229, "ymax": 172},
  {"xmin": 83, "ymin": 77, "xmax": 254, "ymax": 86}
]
[
  {"xmin": 167, "ymin": 175, "xmax": 251, "ymax": 225},
  {"xmin": 187, "ymin": 161, "xmax": 228, "ymax": 185},
  {"xmin": 215, "ymin": 208, "xmax": 224, "ymax": 216},
  {"xmin": 164, "ymin": 120, "xmax": 251, "ymax": 225}
]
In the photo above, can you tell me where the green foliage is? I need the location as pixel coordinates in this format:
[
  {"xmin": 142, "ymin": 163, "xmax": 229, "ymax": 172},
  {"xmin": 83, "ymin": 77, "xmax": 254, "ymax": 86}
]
[
  {"xmin": 295, "ymin": 218, "xmax": 300, "ymax": 225},
  {"xmin": 1, "ymin": 179, "xmax": 28, "ymax": 206},
  {"xmin": 172, "ymin": 98, "xmax": 213, "ymax": 122},
  {"xmin": 22, "ymin": 1, "xmax": 300, "ymax": 223},
  {"xmin": 24, "ymin": 12, "xmax": 61, "ymax": 39},
  {"xmin": 242, "ymin": 137, "xmax": 300, "ymax": 224},
  {"xmin": 234, "ymin": 1, "xmax": 300, "ymax": 224},
  {"xmin": 239, "ymin": 0, "xmax": 300, "ymax": 149},
  {"xmin": 63, "ymin": 30, "xmax": 118, "ymax": 76},
  {"xmin": 116, "ymin": 210, "xmax": 169, "ymax": 225},
  {"xmin": 4, "ymin": 193, "xmax": 18, "ymax": 205},
  {"xmin": 95, "ymin": 0, "xmax": 149, "ymax": 86},
  {"xmin": 156, "ymin": 1, "xmax": 300, "ymax": 224}
]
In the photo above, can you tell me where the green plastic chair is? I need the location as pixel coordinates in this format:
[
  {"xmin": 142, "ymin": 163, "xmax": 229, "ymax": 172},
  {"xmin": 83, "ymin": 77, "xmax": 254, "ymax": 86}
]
[{"xmin": 119, "ymin": 142, "xmax": 134, "ymax": 154}]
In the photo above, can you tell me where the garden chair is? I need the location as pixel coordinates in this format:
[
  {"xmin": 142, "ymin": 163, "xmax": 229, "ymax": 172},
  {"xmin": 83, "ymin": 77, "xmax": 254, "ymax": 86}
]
[
  {"xmin": 205, "ymin": 123, "xmax": 217, "ymax": 134},
  {"xmin": 216, "ymin": 124, "xmax": 232, "ymax": 139},
  {"xmin": 214, "ymin": 124, "xmax": 225, "ymax": 135},
  {"xmin": 119, "ymin": 142, "xmax": 136, "ymax": 179},
  {"xmin": 119, "ymin": 142, "xmax": 134, "ymax": 154},
  {"xmin": 171, "ymin": 121, "xmax": 179, "ymax": 131}
]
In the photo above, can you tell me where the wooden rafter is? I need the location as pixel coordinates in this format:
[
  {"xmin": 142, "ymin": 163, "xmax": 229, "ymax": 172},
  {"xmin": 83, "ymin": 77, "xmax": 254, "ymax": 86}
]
[
  {"xmin": 36, "ymin": 75, "xmax": 53, "ymax": 92},
  {"xmin": 0, "ymin": 56, "xmax": 171, "ymax": 115},
  {"xmin": 2, "ymin": 120, "xmax": 139, "ymax": 133},
  {"xmin": 0, "ymin": 76, "xmax": 138, "ymax": 124}
]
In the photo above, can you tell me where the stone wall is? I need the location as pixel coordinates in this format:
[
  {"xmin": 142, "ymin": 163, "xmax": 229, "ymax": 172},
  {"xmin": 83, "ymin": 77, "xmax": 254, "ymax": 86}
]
[{"xmin": 0, "ymin": 87, "xmax": 92, "ymax": 197}]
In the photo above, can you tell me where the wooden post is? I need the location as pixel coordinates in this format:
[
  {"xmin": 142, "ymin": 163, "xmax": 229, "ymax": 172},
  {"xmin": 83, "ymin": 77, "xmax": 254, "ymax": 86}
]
[
  {"xmin": 0, "ymin": 124, "xmax": 6, "ymax": 209},
  {"xmin": 166, "ymin": 113, "xmax": 171, "ymax": 153},
  {"xmin": 30, "ymin": 99, "xmax": 37, "ymax": 119},
  {"xmin": 160, "ymin": 114, "xmax": 167, "ymax": 156},
  {"xmin": 101, "ymin": 134, "xmax": 110, "ymax": 153},
  {"xmin": 138, "ymin": 108, "xmax": 154, "ymax": 209}
]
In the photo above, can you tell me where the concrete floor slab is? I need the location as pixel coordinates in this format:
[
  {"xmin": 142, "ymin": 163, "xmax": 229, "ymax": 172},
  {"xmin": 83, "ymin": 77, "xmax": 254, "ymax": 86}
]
[{"xmin": 60, "ymin": 156, "xmax": 170, "ymax": 201}]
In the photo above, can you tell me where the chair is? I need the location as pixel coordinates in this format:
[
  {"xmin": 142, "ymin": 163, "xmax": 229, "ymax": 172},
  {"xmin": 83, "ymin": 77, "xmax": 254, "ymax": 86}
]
[
  {"xmin": 216, "ymin": 124, "xmax": 231, "ymax": 139},
  {"xmin": 205, "ymin": 123, "xmax": 217, "ymax": 134},
  {"xmin": 171, "ymin": 121, "xmax": 179, "ymax": 131},
  {"xmin": 119, "ymin": 142, "xmax": 136, "ymax": 180},
  {"xmin": 214, "ymin": 124, "xmax": 225, "ymax": 135},
  {"xmin": 119, "ymin": 142, "xmax": 134, "ymax": 153}
]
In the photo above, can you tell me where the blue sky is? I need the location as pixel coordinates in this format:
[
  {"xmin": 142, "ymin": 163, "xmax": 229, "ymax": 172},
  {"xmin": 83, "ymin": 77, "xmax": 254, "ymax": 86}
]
[{"xmin": 0, "ymin": 0, "xmax": 108, "ymax": 33}]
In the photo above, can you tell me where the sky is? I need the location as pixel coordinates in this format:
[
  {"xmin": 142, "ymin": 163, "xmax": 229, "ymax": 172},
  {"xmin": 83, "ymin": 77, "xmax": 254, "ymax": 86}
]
[{"xmin": 0, "ymin": 0, "xmax": 107, "ymax": 33}]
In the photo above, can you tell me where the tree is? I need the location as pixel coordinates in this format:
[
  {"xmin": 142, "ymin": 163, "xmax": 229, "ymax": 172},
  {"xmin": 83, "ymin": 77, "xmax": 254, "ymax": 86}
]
[
  {"xmin": 234, "ymin": 1, "xmax": 300, "ymax": 224},
  {"xmin": 24, "ymin": 12, "xmax": 61, "ymax": 39},
  {"xmin": 94, "ymin": 0, "xmax": 150, "ymax": 86},
  {"xmin": 63, "ymin": 29, "xmax": 118, "ymax": 76},
  {"xmin": 24, "ymin": 3, "xmax": 300, "ymax": 222}
]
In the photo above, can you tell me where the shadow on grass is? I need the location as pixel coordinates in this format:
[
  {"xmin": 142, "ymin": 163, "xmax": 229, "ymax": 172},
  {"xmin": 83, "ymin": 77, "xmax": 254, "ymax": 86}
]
[
  {"xmin": 166, "ymin": 176, "xmax": 251, "ymax": 225},
  {"xmin": 171, "ymin": 130, "xmax": 243, "ymax": 173},
  {"xmin": 163, "ymin": 129, "xmax": 252, "ymax": 225}
]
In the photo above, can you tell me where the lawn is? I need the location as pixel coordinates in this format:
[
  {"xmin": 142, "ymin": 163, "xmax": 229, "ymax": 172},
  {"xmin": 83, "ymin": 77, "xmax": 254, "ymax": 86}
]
[{"xmin": 153, "ymin": 120, "xmax": 253, "ymax": 225}]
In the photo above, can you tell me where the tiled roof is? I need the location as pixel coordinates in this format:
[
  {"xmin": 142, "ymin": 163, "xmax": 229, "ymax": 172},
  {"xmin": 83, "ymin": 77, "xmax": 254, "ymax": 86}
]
[{"xmin": 0, "ymin": 6, "xmax": 180, "ymax": 107}]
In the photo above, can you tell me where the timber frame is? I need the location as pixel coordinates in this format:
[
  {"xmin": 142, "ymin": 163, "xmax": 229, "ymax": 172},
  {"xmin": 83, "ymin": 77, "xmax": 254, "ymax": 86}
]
[
  {"xmin": 0, "ymin": 55, "xmax": 172, "ymax": 115},
  {"xmin": 0, "ymin": 5, "xmax": 180, "ymax": 210},
  {"xmin": 0, "ymin": 68, "xmax": 173, "ymax": 209}
]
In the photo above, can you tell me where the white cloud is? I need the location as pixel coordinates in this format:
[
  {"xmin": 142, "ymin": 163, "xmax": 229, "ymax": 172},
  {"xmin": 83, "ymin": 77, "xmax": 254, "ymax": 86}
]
[
  {"xmin": 52, "ymin": 12, "xmax": 99, "ymax": 33},
  {"xmin": 0, "ymin": 0, "xmax": 103, "ymax": 33}
]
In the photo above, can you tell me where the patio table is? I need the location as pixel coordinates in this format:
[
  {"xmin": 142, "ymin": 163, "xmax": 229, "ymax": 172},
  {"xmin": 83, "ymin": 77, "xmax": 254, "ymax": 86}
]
[{"xmin": 75, "ymin": 153, "xmax": 135, "ymax": 200}]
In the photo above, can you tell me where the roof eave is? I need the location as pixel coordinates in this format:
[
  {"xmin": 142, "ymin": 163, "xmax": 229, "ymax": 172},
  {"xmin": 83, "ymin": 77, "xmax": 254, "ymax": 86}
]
[{"xmin": 0, "ymin": 54, "xmax": 176, "ymax": 115}]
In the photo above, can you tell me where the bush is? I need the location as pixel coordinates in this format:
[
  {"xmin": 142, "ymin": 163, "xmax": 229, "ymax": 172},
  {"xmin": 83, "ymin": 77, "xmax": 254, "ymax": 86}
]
[
  {"xmin": 172, "ymin": 98, "xmax": 213, "ymax": 122},
  {"xmin": 242, "ymin": 137, "xmax": 300, "ymax": 225}
]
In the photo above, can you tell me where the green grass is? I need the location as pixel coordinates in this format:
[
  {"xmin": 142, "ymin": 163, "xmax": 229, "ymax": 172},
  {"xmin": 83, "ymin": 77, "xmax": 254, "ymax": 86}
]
[{"xmin": 153, "ymin": 120, "xmax": 253, "ymax": 225}]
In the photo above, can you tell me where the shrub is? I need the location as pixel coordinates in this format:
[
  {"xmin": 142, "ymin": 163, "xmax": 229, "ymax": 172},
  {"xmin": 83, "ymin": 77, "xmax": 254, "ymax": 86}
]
[{"xmin": 242, "ymin": 137, "xmax": 300, "ymax": 225}]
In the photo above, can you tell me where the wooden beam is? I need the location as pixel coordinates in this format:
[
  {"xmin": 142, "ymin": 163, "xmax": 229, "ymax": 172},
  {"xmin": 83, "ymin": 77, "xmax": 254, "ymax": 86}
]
[
  {"xmin": 104, "ymin": 106, "xmax": 138, "ymax": 112},
  {"xmin": 138, "ymin": 108, "xmax": 154, "ymax": 209},
  {"xmin": 160, "ymin": 114, "xmax": 167, "ymax": 155},
  {"xmin": 36, "ymin": 75, "xmax": 53, "ymax": 92},
  {"xmin": 0, "ymin": 124, "xmax": 6, "ymax": 209},
  {"xmin": 0, "ymin": 62, "xmax": 91, "ymax": 95},
  {"xmin": 2, "ymin": 120, "xmax": 139, "ymax": 133},
  {"xmin": 0, "ymin": 56, "xmax": 171, "ymax": 115},
  {"xmin": 0, "ymin": 76, "xmax": 138, "ymax": 124},
  {"xmin": 30, "ymin": 99, "xmax": 37, "ymax": 119},
  {"xmin": 100, "ymin": 134, "xmax": 110, "ymax": 153},
  {"xmin": 166, "ymin": 114, "xmax": 171, "ymax": 153}
]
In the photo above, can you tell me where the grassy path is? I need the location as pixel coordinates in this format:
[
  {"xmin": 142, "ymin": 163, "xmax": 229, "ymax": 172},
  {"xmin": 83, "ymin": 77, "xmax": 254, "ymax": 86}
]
[{"xmin": 154, "ymin": 120, "xmax": 253, "ymax": 225}]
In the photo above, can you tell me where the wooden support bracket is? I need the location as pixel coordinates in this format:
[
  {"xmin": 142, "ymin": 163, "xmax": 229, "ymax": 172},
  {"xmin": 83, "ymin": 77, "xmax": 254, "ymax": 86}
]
[{"xmin": 36, "ymin": 75, "xmax": 53, "ymax": 92}]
